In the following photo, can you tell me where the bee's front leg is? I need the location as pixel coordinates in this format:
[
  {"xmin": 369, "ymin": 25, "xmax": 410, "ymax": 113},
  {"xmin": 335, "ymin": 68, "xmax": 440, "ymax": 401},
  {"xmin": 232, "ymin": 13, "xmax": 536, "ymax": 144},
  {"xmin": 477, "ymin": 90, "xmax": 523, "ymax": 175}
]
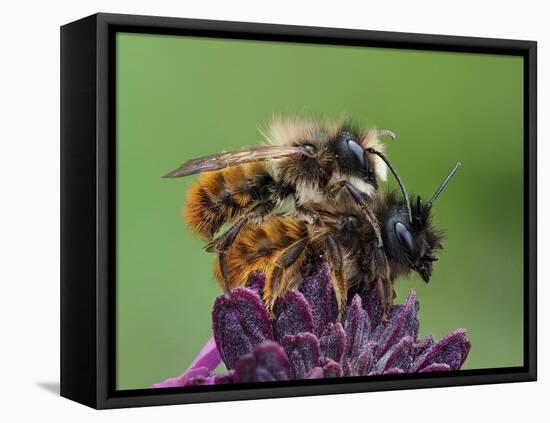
[
  {"xmin": 206, "ymin": 201, "xmax": 277, "ymax": 291},
  {"xmin": 206, "ymin": 201, "xmax": 276, "ymax": 253},
  {"xmin": 321, "ymin": 233, "xmax": 347, "ymax": 320},
  {"xmin": 206, "ymin": 218, "xmax": 248, "ymax": 292},
  {"xmin": 265, "ymin": 238, "xmax": 309, "ymax": 315},
  {"xmin": 372, "ymin": 247, "xmax": 394, "ymax": 321},
  {"xmin": 328, "ymin": 180, "xmax": 383, "ymax": 248}
]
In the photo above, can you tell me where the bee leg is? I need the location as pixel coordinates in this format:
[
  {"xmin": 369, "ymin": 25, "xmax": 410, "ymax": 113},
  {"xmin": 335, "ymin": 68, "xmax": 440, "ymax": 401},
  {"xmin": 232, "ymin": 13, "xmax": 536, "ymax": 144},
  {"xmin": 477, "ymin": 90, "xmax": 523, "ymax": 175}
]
[
  {"xmin": 323, "ymin": 233, "xmax": 347, "ymax": 321},
  {"xmin": 295, "ymin": 202, "xmax": 321, "ymax": 227},
  {"xmin": 372, "ymin": 242, "xmax": 388, "ymax": 274},
  {"xmin": 381, "ymin": 276, "xmax": 394, "ymax": 320},
  {"xmin": 216, "ymin": 218, "xmax": 247, "ymax": 252},
  {"xmin": 218, "ymin": 253, "xmax": 230, "ymax": 292},
  {"xmin": 206, "ymin": 200, "xmax": 276, "ymax": 252},
  {"xmin": 375, "ymin": 277, "xmax": 389, "ymax": 321},
  {"xmin": 209, "ymin": 218, "xmax": 248, "ymax": 291},
  {"xmin": 206, "ymin": 201, "xmax": 277, "ymax": 290},
  {"xmin": 265, "ymin": 238, "xmax": 309, "ymax": 314},
  {"xmin": 336, "ymin": 181, "xmax": 383, "ymax": 248},
  {"xmin": 368, "ymin": 240, "xmax": 393, "ymax": 321}
]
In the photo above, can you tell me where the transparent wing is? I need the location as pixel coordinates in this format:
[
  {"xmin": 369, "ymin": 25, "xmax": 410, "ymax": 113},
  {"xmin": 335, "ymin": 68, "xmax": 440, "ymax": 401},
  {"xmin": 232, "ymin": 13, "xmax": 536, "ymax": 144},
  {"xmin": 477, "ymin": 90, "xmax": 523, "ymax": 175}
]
[{"xmin": 163, "ymin": 145, "xmax": 304, "ymax": 178}]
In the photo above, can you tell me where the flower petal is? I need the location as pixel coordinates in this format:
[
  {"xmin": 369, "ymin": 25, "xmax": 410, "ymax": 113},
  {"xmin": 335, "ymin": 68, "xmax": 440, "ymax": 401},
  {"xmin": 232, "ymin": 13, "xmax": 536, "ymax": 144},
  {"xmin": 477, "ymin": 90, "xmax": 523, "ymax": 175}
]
[
  {"xmin": 343, "ymin": 295, "xmax": 371, "ymax": 364},
  {"xmin": 151, "ymin": 366, "xmax": 210, "ymax": 388},
  {"xmin": 273, "ymin": 290, "xmax": 314, "ymax": 342},
  {"xmin": 212, "ymin": 288, "xmax": 274, "ymax": 369},
  {"xmin": 234, "ymin": 342, "xmax": 291, "ymax": 382},
  {"xmin": 418, "ymin": 363, "xmax": 451, "ymax": 373},
  {"xmin": 320, "ymin": 358, "xmax": 343, "ymax": 378},
  {"xmin": 298, "ymin": 262, "xmax": 338, "ymax": 335},
  {"xmin": 413, "ymin": 329, "xmax": 471, "ymax": 371},
  {"xmin": 185, "ymin": 370, "xmax": 236, "ymax": 386},
  {"xmin": 213, "ymin": 371, "xmax": 236, "ymax": 384},
  {"xmin": 362, "ymin": 281, "xmax": 384, "ymax": 329},
  {"xmin": 151, "ymin": 336, "xmax": 222, "ymax": 389},
  {"xmin": 282, "ymin": 332, "xmax": 320, "ymax": 379},
  {"xmin": 414, "ymin": 334, "xmax": 435, "ymax": 359},
  {"xmin": 372, "ymin": 290, "xmax": 419, "ymax": 358},
  {"xmin": 186, "ymin": 337, "xmax": 222, "ymax": 372},
  {"xmin": 247, "ymin": 271, "xmax": 266, "ymax": 296},
  {"xmin": 319, "ymin": 322, "xmax": 346, "ymax": 363},
  {"xmin": 342, "ymin": 359, "xmax": 353, "ymax": 377},
  {"xmin": 383, "ymin": 367, "xmax": 405, "ymax": 375},
  {"xmin": 182, "ymin": 375, "xmax": 215, "ymax": 386},
  {"xmin": 305, "ymin": 359, "xmax": 343, "ymax": 379},
  {"xmin": 355, "ymin": 341, "xmax": 378, "ymax": 376},
  {"xmin": 306, "ymin": 367, "xmax": 325, "ymax": 379},
  {"xmin": 375, "ymin": 336, "xmax": 414, "ymax": 373}
]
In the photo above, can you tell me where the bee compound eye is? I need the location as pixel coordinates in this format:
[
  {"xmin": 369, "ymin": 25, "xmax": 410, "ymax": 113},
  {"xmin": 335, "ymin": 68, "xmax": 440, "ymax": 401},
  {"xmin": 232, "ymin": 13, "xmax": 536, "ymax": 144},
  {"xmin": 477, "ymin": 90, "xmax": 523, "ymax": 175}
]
[
  {"xmin": 347, "ymin": 139, "xmax": 366, "ymax": 169},
  {"xmin": 394, "ymin": 221, "xmax": 415, "ymax": 252}
]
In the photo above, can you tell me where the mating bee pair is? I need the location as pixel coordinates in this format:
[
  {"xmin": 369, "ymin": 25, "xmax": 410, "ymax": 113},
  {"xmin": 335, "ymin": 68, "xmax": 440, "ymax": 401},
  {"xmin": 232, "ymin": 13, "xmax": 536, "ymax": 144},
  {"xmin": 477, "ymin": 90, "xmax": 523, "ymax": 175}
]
[{"xmin": 164, "ymin": 117, "xmax": 459, "ymax": 318}]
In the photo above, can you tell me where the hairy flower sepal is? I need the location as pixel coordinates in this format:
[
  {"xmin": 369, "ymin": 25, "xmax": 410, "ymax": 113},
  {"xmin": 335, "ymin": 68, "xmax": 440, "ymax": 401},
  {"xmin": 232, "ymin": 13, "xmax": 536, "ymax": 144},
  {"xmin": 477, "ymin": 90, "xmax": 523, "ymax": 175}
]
[{"xmin": 153, "ymin": 263, "xmax": 471, "ymax": 387}]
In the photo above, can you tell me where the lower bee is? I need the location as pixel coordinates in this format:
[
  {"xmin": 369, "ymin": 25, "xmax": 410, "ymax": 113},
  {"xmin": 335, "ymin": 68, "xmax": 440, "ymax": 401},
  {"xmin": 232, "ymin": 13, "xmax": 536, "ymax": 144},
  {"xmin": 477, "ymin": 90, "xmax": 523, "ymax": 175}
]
[{"xmin": 212, "ymin": 163, "xmax": 460, "ymax": 318}]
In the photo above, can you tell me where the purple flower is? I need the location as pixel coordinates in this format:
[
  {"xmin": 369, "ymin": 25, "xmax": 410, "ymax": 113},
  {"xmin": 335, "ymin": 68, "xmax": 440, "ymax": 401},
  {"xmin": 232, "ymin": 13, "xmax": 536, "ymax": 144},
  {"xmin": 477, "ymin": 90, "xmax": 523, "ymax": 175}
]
[{"xmin": 153, "ymin": 263, "xmax": 471, "ymax": 387}]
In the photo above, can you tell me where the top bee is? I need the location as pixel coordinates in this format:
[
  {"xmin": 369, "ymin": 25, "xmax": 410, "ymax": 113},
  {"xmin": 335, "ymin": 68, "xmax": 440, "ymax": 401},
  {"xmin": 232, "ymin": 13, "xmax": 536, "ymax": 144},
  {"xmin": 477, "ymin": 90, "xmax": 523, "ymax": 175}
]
[{"xmin": 163, "ymin": 116, "xmax": 396, "ymax": 242}]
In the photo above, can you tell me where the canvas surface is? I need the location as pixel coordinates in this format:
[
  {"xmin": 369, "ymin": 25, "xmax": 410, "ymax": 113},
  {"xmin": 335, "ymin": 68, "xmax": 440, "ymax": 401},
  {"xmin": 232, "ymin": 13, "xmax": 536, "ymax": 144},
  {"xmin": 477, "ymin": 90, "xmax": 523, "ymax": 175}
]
[{"xmin": 115, "ymin": 33, "xmax": 524, "ymax": 390}]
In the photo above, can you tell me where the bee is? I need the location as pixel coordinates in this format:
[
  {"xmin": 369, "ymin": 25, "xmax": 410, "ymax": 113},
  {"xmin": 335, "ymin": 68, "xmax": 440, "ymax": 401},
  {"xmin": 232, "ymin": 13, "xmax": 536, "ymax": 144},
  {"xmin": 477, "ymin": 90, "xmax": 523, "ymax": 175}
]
[
  {"xmin": 163, "ymin": 117, "xmax": 400, "ymax": 288},
  {"xmin": 212, "ymin": 163, "xmax": 460, "ymax": 318}
]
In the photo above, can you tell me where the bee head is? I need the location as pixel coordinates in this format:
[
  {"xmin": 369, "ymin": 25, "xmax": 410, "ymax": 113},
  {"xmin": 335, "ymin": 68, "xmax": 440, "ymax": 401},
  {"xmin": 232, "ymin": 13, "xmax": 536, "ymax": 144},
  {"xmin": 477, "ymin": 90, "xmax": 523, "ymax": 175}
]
[
  {"xmin": 381, "ymin": 163, "xmax": 460, "ymax": 282},
  {"xmin": 332, "ymin": 126, "xmax": 395, "ymax": 190},
  {"xmin": 381, "ymin": 195, "xmax": 442, "ymax": 282},
  {"xmin": 334, "ymin": 131, "xmax": 377, "ymax": 186}
]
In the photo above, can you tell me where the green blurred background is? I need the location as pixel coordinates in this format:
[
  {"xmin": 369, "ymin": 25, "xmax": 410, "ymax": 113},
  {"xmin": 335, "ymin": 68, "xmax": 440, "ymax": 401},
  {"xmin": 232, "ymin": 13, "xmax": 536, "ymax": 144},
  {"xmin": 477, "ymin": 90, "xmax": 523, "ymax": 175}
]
[{"xmin": 116, "ymin": 33, "xmax": 523, "ymax": 390}]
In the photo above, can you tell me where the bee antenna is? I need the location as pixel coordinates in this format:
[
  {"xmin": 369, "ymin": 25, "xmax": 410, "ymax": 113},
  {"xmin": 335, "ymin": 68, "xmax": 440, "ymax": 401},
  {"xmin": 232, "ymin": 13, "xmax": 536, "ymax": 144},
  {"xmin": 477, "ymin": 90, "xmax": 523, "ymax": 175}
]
[
  {"xmin": 427, "ymin": 162, "xmax": 461, "ymax": 209},
  {"xmin": 377, "ymin": 129, "xmax": 396, "ymax": 140},
  {"xmin": 366, "ymin": 148, "xmax": 412, "ymax": 223}
]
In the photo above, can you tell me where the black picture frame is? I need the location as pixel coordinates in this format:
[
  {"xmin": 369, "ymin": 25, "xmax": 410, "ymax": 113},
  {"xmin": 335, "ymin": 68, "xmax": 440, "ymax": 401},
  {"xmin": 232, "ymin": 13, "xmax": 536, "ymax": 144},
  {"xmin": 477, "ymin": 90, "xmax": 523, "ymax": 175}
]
[{"xmin": 60, "ymin": 12, "xmax": 537, "ymax": 409}]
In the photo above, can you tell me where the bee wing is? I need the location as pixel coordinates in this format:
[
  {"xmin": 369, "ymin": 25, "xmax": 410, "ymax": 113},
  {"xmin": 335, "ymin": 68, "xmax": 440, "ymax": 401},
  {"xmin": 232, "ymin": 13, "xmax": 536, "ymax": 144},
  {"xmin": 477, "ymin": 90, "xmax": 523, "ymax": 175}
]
[{"xmin": 163, "ymin": 145, "xmax": 305, "ymax": 178}]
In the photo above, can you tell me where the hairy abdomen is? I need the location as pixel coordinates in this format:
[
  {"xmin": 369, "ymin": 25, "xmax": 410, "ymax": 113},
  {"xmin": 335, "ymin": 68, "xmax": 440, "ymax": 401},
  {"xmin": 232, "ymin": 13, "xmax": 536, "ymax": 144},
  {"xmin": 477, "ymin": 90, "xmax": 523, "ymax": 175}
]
[
  {"xmin": 184, "ymin": 163, "xmax": 268, "ymax": 239},
  {"xmin": 213, "ymin": 216, "xmax": 307, "ymax": 288}
]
